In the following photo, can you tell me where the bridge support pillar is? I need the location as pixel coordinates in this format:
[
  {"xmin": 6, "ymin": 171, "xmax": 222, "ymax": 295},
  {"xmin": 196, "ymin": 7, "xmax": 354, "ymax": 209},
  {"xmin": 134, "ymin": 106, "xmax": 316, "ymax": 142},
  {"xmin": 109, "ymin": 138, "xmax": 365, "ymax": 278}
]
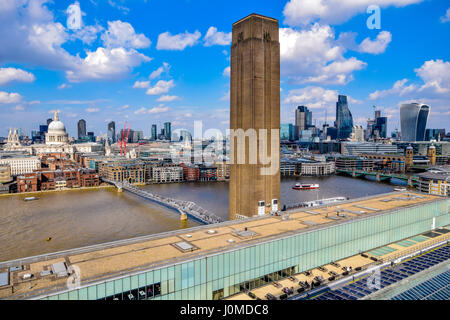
[
  {"xmin": 352, "ymin": 170, "xmax": 356, "ymax": 178},
  {"xmin": 180, "ymin": 213, "xmax": 187, "ymax": 221},
  {"xmin": 376, "ymin": 173, "xmax": 381, "ymax": 182},
  {"xmin": 408, "ymin": 177, "xmax": 413, "ymax": 188}
]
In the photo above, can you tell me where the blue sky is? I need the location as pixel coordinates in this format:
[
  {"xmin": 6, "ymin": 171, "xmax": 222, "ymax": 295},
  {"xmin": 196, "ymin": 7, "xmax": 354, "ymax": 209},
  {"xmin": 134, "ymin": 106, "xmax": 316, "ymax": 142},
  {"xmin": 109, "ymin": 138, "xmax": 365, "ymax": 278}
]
[{"xmin": 0, "ymin": 0, "xmax": 449, "ymax": 138}]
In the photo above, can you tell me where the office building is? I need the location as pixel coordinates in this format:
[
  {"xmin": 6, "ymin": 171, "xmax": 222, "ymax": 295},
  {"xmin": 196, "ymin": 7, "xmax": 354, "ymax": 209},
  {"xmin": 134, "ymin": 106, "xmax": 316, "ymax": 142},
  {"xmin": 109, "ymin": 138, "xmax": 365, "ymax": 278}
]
[
  {"xmin": 229, "ymin": 14, "xmax": 280, "ymax": 219},
  {"xmin": 280, "ymin": 124, "xmax": 296, "ymax": 141},
  {"xmin": 77, "ymin": 119, "xmax": 86, "ymax": 139},
  {"xmin": 425, "ymin": 129, "xmax": 445, "ymax": 141},
  {"xmin": 341, "ymin": 142, "xmax": 398, "ymax": 156},
  {"xmin": 164, "ymin": 122, "xmax": 172, "ymax": 141},
  {"xmin": 400, "ymin": 103, "xmax": 430, "ymax": 141},
  {"xmin": 295, "ymin": 106, "xmax": 312, "ymax": 134},
  {"xmin": 336, "ymin": 95, "xmax": 353, "ymax": 140},
  {"xmin": 107, "ymin": 121, "xmax": 116, "ymax": 143},
  {"xmin": 151, "ymin": 124, "xmax": 157, "ymax": 141}
]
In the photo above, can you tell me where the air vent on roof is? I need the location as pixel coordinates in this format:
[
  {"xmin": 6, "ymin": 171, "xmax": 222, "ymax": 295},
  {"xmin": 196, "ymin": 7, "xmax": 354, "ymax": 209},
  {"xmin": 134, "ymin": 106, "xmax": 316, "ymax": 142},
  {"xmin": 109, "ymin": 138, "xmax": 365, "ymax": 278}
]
[
  {"xmin": 173, "ymin": 241, "xmax": 199, "ymax": 253},
  {"xmin": 185, "ymin": 234, "xmax": 192, "ymax": 238},
  {"xmin": 51, "ymin": 262, "xmax": 69, "ymax": 278},
  {"xmin": 302, "ymin": 220, "xmax": 318, "ymax": 226},
  {"xmin": 227, "ymin": 239, "xmax": 235, "ymax": 243},
  {"xmin": 233, "ymin": 229, "xmax": 257, "ymax": 238},
  {"xmin": 207, "ymin": 229, "xmax": 217, "ymax": 234}
]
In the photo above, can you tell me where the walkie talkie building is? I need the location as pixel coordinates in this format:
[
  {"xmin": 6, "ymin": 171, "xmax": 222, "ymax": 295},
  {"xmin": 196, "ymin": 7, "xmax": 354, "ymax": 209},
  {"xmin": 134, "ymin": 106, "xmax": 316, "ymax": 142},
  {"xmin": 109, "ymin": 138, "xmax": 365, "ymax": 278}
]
[{"xmin": 400, "ymin": 103, "xmax": 430, "ymax": 141}]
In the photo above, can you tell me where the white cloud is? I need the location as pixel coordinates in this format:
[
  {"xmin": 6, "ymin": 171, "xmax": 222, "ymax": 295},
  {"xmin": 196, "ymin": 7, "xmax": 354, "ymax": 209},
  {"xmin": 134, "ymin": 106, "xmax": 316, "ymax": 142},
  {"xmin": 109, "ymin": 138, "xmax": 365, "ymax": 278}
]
[
  {"xmin": 57, "ymin": 83, "xmax": 71, "ymax": 90},
  {"xmin": 118, "ymin": 104, "xmax": 130, "ymax": 110},
  {"xmin": 101, "ymin": 20, "xmax": 151, "ymax": 49},
  {"xmin": 283, "ymin": 0, "xmax": 423, "ymax": 26},
  {"xmin": 134, "ymin": 107, "xmax": 147, "ymax": 115},
  {"xmin": 369, "ymin": 79, "xmax": 417, "ymax": 100},
  {"xmin": 71, "ymin": 25, "xmax": 104, "ymax": 45},
  {"xmin": 66, "ymin": 47, "xmax": 151, "ymax": 82},
  {"xmin": 145, "ymin": 80, "xmax": 175, "ymax": 95},
  {"xmin": 358, "ymin": 31, "xmax": 392, "ymax": 54},
  {"xmin": 440, "ymin": 8, "xmax": 450, "ymax": 23},
  {"xmin": 156, "ymin": 30, "xmax": 201, "ymax": 50},
  {"xmin": 148, "ymin": 106, "xmax": 169, "ymax": 114},
  {"xmin": 157, "ymin": 95, "xmax": 180, "ymax": 102},
  {"xmin": 280, "ymin": 25, "xmax": 366, "ymax": 85},
  {"xmin": 0, "ymin": 68, "xmax": 35, "ymax": 85},
  {"xmin": 133, "ymin": 81, "xmax": 150, "ymax": 88},
  {"xmin": 369, "ymin": 60, "xmax": 450, "ymax": 100},
  {"xmin": 414, "ymin": 59, "xmax": 450, "ymax": 95},
  {"xmin": 204, "ymin": 27, "xmax": 231, "ymax": 46},
  {"xmin": 223, "ymin": 66, "xmax": 230, "ymax": 77},
  {"xmin": 0, "ymin": 91, "xmax": 22, "ymax": 104},
  {"xmin": 149, "ymin": 62, "xmax": 170, "ymax": 80},
  {"xmin": 86, "ymin": 107, "xmax": 100, "ymax": 113},
  {"xmin": 220, "ymin": 90, "xmax": 230, "ymax": 101},
  {"xmin": 0, "ymin": 1, "xmax": 150, "ymax": 83}
]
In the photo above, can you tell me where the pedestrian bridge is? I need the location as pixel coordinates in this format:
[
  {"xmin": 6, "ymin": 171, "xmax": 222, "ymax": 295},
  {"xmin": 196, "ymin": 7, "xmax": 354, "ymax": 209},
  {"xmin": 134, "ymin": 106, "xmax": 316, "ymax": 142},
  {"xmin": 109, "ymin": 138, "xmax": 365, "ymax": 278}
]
[{"xmin": 102, "ymin": 178, "xmax": 223, "ymax": 225}]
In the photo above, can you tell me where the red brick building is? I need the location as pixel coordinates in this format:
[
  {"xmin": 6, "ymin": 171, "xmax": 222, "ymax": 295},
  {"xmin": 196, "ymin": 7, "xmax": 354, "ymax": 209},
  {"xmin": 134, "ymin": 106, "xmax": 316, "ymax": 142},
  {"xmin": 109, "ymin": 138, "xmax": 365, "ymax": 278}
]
[{"xmin": 17, "ymin": 173, "xmax": 39, "ymax": 193}]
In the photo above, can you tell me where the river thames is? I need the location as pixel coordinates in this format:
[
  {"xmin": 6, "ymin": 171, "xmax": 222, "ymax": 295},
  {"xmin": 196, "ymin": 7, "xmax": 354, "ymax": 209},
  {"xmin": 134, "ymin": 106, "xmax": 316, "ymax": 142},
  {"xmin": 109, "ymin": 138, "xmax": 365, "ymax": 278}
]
[{"xmin": 0, "ymin": 176, "xmax": 399, "ymax": 262}]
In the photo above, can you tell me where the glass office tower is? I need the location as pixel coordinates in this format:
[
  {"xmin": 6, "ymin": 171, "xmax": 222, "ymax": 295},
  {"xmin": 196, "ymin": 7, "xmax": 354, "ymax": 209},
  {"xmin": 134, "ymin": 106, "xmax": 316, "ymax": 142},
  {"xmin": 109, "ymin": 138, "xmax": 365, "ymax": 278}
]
[
  {"xmin": 107, "ymin": 121, "xmax": 115, "ymax": 143},
  {"xmin": 77, "ymin": 119, "xmax": 86, "ymax": 139},
  {"xmin": 336, "ymin": 95, "xmax": 353, "ymax": 140},
  {"xmin": 164, "ymin": 122, "xmax": 171, "ymax": 141},
  {"xmin": 151, "ymin": 124, "xmax": 157, "ymax": 141},
  {"xmin": 400, "ymin": 103, "xmax": 430, "ymax": 141}
]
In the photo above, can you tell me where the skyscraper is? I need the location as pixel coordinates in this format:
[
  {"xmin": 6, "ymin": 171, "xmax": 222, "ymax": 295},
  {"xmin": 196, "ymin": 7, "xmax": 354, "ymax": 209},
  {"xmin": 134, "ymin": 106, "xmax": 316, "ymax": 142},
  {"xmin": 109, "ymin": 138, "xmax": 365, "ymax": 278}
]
[
  {"xmin": 151, "ymin": 124, "xmax": 157, "ymax": 141},
  {"xmin": 164, "ymin": 122, "xmax": 171, "ymax": 141},
  {"xmin": 400, "ymin": 103, "xmax": 430, "ymax": 141},
  {"xmin": 107, "ymin": 121, "xmax": 116, "ymax": 143},
  {"xmin": 295, "ymin": 105, "xmax": 312, "ymax": 132},
  {"xmin": 229, "ymin": 14, "xmax": 280, "ymax": 219},
  {"xmin": 335, "ymin": 95, "xmax": 353, "ymax": 140},
  {"xmin": 77, "ymin": 119, "xmax": 86, "ymax": 139}
]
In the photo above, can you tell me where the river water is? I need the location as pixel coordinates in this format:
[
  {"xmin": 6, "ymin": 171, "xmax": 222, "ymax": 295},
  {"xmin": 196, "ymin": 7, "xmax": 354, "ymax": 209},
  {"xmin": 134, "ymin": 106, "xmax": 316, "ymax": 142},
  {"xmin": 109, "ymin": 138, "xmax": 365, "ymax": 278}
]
[{"xmin": 0, "ymin": 176, "xmax": 396, "ymax": 262}]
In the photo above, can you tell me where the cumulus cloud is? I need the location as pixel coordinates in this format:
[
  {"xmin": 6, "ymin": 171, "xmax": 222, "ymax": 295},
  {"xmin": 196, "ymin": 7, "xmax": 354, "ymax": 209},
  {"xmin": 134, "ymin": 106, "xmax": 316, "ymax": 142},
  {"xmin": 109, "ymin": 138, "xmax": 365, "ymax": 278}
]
[
  {"xmin": 358, "ymin": 31, "xmax": 392, "ymax": 54},
  {"xmin": 0, "ymin": 68, "xmax": 35, "ymax": 85},
  {"xmin": 101, "ymin": 20, "xmax": 151, "ymax": 49},
  {"xmin": 133, "ymin": 80, "xmax": 150, "ymax": 89},
  {"xmin": 0, "ymin": 1, "xmax": 151, "ymax": 83},
  {"xmin": 369, "ymin": 60, "xmax": 450, "ymax": 100},
  {"xmin": 156, "ymin": 30, "xmax": 201, "ymax": 50},
  {"xmin": 369, "ymin": 79, "xmax": 417, "ymax": 100},
  {"xmin": 66, "ymin": 47, "xmax": 151, "ymax": 82},
  {"xmin": 440, "ymin": 8, "xmax": 450, "ymax": 23},
  {"xmin": 149, "ymin": 62, "xmax": 170, "ymax": 80},
  {"xmin": 145, "ymin": 80, "xmax": 175, "ymax": 95},
  {"xmin": 0, "ymin": 91, "xmax": 22, "ymax": 104},
  {"xmin": 204, "ymin": 27, "xmax": 231, "ymax": 46},
  {"xmin": 223, "ymin": 66, "xmax": 230, "ymax": 77},
  {"xmin": 149, "ymin": 106, "xmax": 169, "ymax": 114},
  {"xmin": 280, "ymin": 25, "xmax": 366, "ymax": 85},
  {"xmin": 157, "ymin": 95, "xmax": 180, "ymax": 102},
  {"xmin": 414, "ymin": 59, "xmax": 450, "ymax": 95},
  {"xmin": 283, "ymin": 0, "xmax": 423, "ymax": 26}
]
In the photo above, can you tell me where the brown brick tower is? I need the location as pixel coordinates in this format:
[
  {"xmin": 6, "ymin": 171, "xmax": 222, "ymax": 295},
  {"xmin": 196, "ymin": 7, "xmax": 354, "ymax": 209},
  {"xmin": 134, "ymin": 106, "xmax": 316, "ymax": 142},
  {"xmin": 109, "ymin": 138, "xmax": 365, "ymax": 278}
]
[{"xmin": 229, "ymin": 14, "xmax": 281, "ymax": 220}]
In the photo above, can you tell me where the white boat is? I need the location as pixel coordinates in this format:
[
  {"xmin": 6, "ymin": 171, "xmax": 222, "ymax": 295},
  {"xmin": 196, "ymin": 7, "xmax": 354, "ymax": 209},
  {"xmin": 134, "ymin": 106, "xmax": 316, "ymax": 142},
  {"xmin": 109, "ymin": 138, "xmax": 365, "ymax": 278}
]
[
  {"xmin": 292, "ymin": 183, "xmax": 320, "ymax": 190},
  {"xmin": 302, "ymin": 197, "xmax": 348, "ymax": 208},
  {"xmin": 24, "ymin": 197, "xmax": 38, "ymax": 201}
]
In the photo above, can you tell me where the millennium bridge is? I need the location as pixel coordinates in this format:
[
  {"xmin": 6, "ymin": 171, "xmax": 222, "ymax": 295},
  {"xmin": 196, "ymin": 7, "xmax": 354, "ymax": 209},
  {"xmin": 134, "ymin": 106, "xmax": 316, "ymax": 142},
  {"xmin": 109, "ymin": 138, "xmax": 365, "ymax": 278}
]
[
  {"xmin": 102, "ymin": 179, "xmax": 223, "ymax": 225},
  {"xmin": 336, "ymin": 169, "xmax": 420, "ymax": 187}
]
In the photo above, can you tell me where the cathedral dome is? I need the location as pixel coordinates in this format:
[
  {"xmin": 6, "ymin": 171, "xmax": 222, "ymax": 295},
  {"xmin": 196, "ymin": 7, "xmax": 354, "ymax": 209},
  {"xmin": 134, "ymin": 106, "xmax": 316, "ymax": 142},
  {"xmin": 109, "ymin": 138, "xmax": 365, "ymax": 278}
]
[{"xmin": 46, "ymin": 111, "xmax": 69, "ymax": 145}]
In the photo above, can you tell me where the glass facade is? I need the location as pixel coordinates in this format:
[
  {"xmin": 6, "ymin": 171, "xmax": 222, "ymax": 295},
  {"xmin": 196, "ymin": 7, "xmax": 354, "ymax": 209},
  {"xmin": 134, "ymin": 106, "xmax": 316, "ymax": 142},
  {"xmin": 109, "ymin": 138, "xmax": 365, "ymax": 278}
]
[
  {"xmin": 400, "ymin": 103, "xmax": 430, "ymax": 142},
  {"xmin": 280, "ymin": 124, "xmax": 295, "ymax": 141},
  {"xmin": 40, "ymin": 200, "xmax": 449, "ymax": 301},
  {"xmin": 336, "ymin": 95, "xmax": 353, "ymax": 140},
  {"xmin": 375, "ymin": 117, "xmax": 387, "ymax": 138}
]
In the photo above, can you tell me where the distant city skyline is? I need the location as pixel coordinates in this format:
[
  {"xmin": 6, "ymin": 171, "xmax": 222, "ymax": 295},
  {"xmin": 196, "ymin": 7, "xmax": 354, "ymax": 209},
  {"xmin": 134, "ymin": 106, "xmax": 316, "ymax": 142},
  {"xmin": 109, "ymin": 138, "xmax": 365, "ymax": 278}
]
[{"xmin": 1, "ymin": 0, "xmax": 449, "ymax": 137}]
